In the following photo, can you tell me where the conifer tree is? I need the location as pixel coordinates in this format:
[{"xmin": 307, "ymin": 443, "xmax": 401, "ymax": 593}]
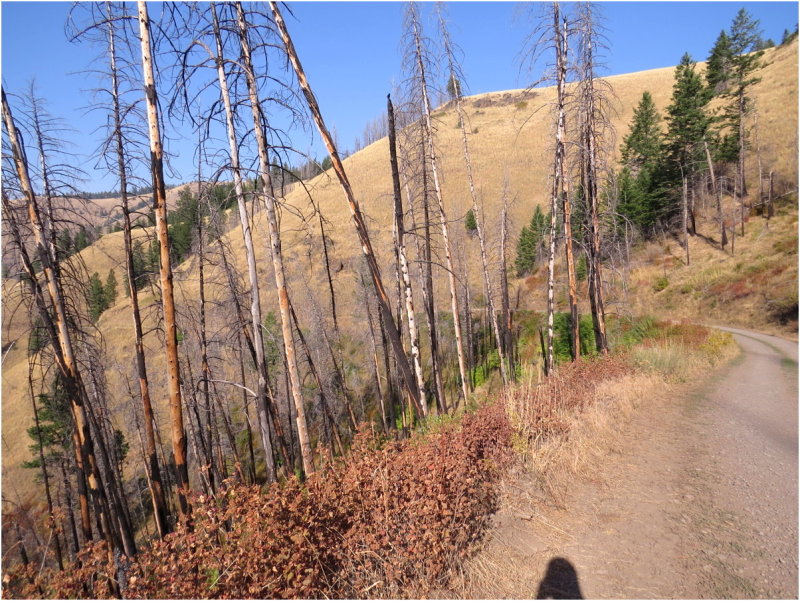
[
  {"xmin": 665, "ymin": 54, "xmax": 709, "ymax": 178},
  {"xmin": 88, "ymin": 272, "xmax": 108, "ymax": 322},
  {"xmin": 515, "ymin": 205, "xmax": 548, "ymax": 276},
  {"xmin": 619, "ymin": 91, "xmax": 665, "ymax": 232},
  {"xmin": 104, "ymin": 269, "xmax": 118, "ymax": 307},
  {"xmin": 706, "ymin": 30, "xmax": 733, "ymax": 94},
  {"xmin": 724, "ymin": 8, "xmax": 765, "ymax": 200}
]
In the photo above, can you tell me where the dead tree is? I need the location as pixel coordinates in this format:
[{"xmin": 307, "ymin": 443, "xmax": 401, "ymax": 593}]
[
  {"xmin": 438, "ymin": 6, "xmax": 509, "ymax": 384},
  {"xmin": 235, "ymin": 1, "xmax": 313, "ymax": 477},
  {"xmin": 270, "ymin": 0, "xmax": 423, "ymax": 418},
  {"xmin": 400, "ymin": 135, "xmax": 447, "ymax": 408},
  {"xmin": 70, "ymin": 0, "xmax": 172, "ymax": 537},
  {"xmin": 704, "ymin": 139, "xmax": 728, "ymax": 248},
  {"xmin": 574, "ymin": 2, "xmax": 610, "ymax": 354},
  {"xmin": 499, "ymin": 180, "xmax": 516, "ymax": 378},
  {"xmin": 177, "ymin": 1, "xmax": 280, "ymax": 482},
  {"xmin": 554, "ymin": 5, "xmax": 580, "ymax": 363},
  {"xmin": 528, "ymin": 3, "xmax": 579, "ymax": 371},
  {"xmin": 388, "ymin": 94, "xmax": 428, "ymax": 416},
  {"xmin": 136, "ymin": 0, "xmax": 191, "ymax": 520},
  {"xmin": 2, "ymin": 91, "xmax": 127, "ymax": 561},
  {"xmin": 405, "ymin": 2, "xmax": 469, "ymax": 403},
  {"xmin": 26, "ymin": 358, "xmax": 64, "ymax": 570}
]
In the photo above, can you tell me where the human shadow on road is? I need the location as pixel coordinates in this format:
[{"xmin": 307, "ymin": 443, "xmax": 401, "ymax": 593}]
[{"xmin": 536, "ymin": 557, "xmax": 584, "ymax": 599}]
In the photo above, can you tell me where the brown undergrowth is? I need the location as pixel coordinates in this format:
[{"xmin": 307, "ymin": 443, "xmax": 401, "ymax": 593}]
[
  {"xmin": 3, "ymin": 323, "xmax": 733, "ymax": 600},
  {"xmin": 4, "ymin": 404, "xmax": 513, "ymax": 599}
]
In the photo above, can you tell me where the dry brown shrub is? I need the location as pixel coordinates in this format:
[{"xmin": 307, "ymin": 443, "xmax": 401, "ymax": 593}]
[{"xmin": 7, "ymin": 404, "xmax": 512, "ymax": 600}]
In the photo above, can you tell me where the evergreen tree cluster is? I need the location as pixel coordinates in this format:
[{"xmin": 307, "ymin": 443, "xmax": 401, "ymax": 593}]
[
  {"xmin": 87, "ymin": 269, "xmax": 118, "ymax": 322},
  {"xmin": 515, "ymin": 205, "xmax": 550, "ymax": 276},
  {"xmin": 616, "ymin": 8, "xmax": 767, "ymax": 235}
]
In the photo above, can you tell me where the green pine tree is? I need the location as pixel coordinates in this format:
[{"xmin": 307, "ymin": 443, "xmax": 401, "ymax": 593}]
[
  {"xmin": 105, "ymin": 269, "xmax": 118, "ymax": 308},
  {"xmin": 665, "ymin": 53, "xmax": 710, "ymax": 174},
  {"xmin": 464, "ymin": 208, "xmax": 477, "ymax": 233},
  {"xmin": 73, "ymin": 226, "xmax": 89, "ymax": 253},
  {"xmin": 720, "ymin": 8, "xmax": 765, "ymax": 195},
  {"xmin": 22, "ymin": 375, "xmax": 72, "ymax": 476},
  {"xmin": 706, "ymin": 30, "xmax": 733, "ymax": 95},
  {"xmin": 515, "ymin": 205, "xmax": 549, "ymax": 276},
  {"xmin": 87, "ymin": 272, "xmax": 108, "ymax": 322},
  {"xmin": 619, "ymin": 92, "xmax": 666, "ymax": 233},
  {"xmin": 27, "ymin": 315, "xmax": 47, "ymax": 356}
]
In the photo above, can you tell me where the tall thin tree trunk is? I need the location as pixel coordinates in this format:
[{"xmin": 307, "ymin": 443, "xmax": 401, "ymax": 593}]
[
  {"xmin": 554, "ymin": 6, "xmax": 579, "ymax": 362},
  {"xmin": 499, "ymin": 189, "xmax": 516, "ymax": 380},
  {"xmin": 106, "ymin": 1, "xmax": 169, "ymax": 537},
  {"xmin": 388, "ymin": 95, "xmax": 428, "ymax": 418},
  {"xmin": 211, "ymin": 2, "xmax": 277, "ymax": 483},
  {"xmin": 271, "ymin": 1, "xmax": 423, "ymax": 416},
  {"xmin": 409, "ymin": 12, "xmax": 469, "ymax": 404},
  {"xmin": 704, "ymin": 140, "xmax": 728, "ymax": 248},
  {"xmin": 137, "ymin": 0, "xmax": 191, "ymax": 520},
  {"xmin": 682, "ymin": 175, "xmax": 690, "ymax": 265},
  {"xmin": 3, "ymin": 92, "xmax": 122, "ymax": 559},
  {"xmin": 237, "ymin": 2, "xmax": 313, "ymax": 476},
  {"xmin": 27, "ymin": 362, "xmax": 63, "ymax": 570}
]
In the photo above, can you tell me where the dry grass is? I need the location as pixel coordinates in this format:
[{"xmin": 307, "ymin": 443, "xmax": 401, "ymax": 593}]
[{"xmin": 624, "ymin": 208, "xmax": 798, "ymax": 338}]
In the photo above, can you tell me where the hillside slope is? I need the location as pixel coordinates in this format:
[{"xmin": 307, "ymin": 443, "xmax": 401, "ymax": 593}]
[{"xmin": 2, "ymin": 41, "xmax": 797, "ymax": 504}]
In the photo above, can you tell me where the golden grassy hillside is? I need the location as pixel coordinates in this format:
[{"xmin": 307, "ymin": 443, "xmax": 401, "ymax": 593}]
[{"xmin": 2, "ymin": 41, "xmax": 797, "ymax": 504}]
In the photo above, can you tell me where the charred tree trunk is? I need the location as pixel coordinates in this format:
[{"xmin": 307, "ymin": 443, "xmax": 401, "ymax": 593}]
[
  {"xmin": 210, "ymin": 2, "xmax": 277, "ymax": 482},
  {"xmin": 499, "ymin": 190, "xmax": 516, "ymax": 380},
  {"xmin": 27, "ymin": 362, "xmax": 64, "ymax": 570},
  {"xmin": 388, "ymin": 95, "xmax": 428, "ymax": 418},
  {"xmin": 137, "ymin": 0, "xmax": 191, "ymax": 520},
  {"xmin": 439, "ymin": 13, "xmax": 508, "ymax": 385},
  {"xmin": 106, "ymin": 3, "xmax": 169, "ymax": 537},
  {"xmin": 409, "ymin": 7, "xmax": 469, "ymax": 404}
]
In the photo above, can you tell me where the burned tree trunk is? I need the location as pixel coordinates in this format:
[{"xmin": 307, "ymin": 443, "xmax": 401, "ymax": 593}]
[
  {"xmin": 2, "ymin": 90, "xmax": 124, "ymax": 560},
  {"xmin": 137, "ymin": 0, "xmax": 191, "ymax": 520},
  {"xmin": 210, "ymin": 2, "xmax": 277, "ymax": 482},
  {"xmin": 105, "ymin": 1, "xmax": 169, "ymax": 536},
  {"xmin": 408, "ymin": 5, "xmax": 469, "ymax": 404},
  {"xmin": 388, "ymin": 95, "xmax": 428, "ymax": 417}
]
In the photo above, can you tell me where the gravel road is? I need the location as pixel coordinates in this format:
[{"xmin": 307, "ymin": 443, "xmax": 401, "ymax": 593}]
[{"xmin": 455, "ymin": 328, "xmax": 798, "ymax": 599}]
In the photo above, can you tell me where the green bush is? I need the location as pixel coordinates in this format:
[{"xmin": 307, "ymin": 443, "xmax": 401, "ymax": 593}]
[
  {"xmin": 552, "ymin": 313, "xmax": 597, "ymax": 362},
  {"xmin": 653, "ymin": 275, "xmax": 669, "ymax": 292}
]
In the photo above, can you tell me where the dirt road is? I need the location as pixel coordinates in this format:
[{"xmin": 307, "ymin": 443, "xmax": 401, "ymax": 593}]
[{"xmin": 455, "ymin": 328, "xmax": 798, "ymax": 599}]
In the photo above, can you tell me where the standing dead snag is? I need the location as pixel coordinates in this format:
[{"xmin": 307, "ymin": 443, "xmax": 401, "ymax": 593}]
[
  {"xmin": 574, "ymin": 2, "xmax": 610, "ymax": 354},
  {"xmin": 2, "ymin": 89, "xmax": 127, "ymax": 562},
  {"xmin": 208, "ymin": 2, "xmax": 278, "ymax": 482},
  {"xmin": 499, "ymin": 180, "xmax": 516, "ymax": 378},
  {"xmin": 438, "ymin": 6, "xmax": 509, "ymax": 385},
  {"xmin": 554, "ymin": 4, "xmax": 580, "ymax": 363},
  {"xmin": 407, "ymin": 2, "xmax": 469, "ymax": 404},
  {"xmin": 704, "ymin": 139, "xmax": 728, "ymax": 249},
  {"xmin": 93, "ymin": 0, "xmax": 170, "ymax": 537},
  {"xmin": 388, "ymin": 94, "xmax": 428, "ymax": 417},
  {"xmin": 270, "ymin": 0, "xmax": 423, "ymax": 417},
  {"xmin": 236, "ymin": 2, "xmax": 313, "ymax": 476},
  {"xmin": 137, "ymin": 0, "xmax": 191, "ymax": 519}
]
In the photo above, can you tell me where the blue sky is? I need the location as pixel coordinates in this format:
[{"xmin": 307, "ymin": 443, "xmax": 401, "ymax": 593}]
[{"xmin": 2, "ymin": 1, "xmax": 797, "ymax": 192}]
